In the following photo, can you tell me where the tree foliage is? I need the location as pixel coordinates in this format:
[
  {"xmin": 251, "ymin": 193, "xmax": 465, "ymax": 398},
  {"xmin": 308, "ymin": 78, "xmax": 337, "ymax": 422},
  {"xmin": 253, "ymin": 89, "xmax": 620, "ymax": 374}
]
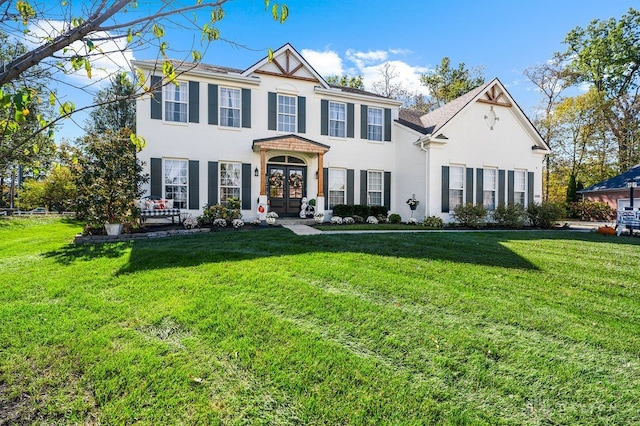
[
  {"xmin": 420, "ymin": 57, "xmax": 485, "ymax": 109},
  {"xmin": 86, "ymin": 73, "xmax": 137, "ymax": 134},
  {"xmin": 19, "ymin": 165, "xmax": 76, "ymax": 212},
  {"xmin": 326, "ymin": 74, "xmax": 365, "ymax": 90},
  {"xmin": 562, "ymin": 7, "xmax": 640, "ymax": 171}
]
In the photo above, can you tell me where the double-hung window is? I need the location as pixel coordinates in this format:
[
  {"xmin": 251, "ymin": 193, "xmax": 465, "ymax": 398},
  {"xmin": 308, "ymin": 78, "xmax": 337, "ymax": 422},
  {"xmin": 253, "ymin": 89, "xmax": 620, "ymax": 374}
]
[
  {"xmin": 329, "ymin": 101, "xmax": 346, "ymax": 137},
  {"xmin": 220, "ymin": 87, "xmax": 240, "ymax": 128},
  {"xmin": 367, "ymin": 107, "xmax": 383, "ymax": 141},
  {"xmin": 164, "ymin": 82, "xmax": 188, "ymax": 123},
  {"xmin": 514, "ymin": 170, "xmax": 526, "ymax": 205},
  {"xmin": 164, "ymin": 159, "xmax": 188, "ymax": 208},
  {"xmin": 277, "ymin": 94, "xmax": 296, "ymax": 132},
  {"xmin": 219, "ymin": 162, "xmax": 241, "ymax": 203},
  {"xmin": 449, "ymin": 166, "xmax": 464, "ymax": 210},
  {"xmin": 328, "ymin": 169, "xmax": 346, "ymax": 208},
  {"xmin": 367, "ymin": 170, "xmax": 383, "ymax": 206},
  {"xmin": 483, "ymin": 168, "xmax": 497, "ymax": 210}
]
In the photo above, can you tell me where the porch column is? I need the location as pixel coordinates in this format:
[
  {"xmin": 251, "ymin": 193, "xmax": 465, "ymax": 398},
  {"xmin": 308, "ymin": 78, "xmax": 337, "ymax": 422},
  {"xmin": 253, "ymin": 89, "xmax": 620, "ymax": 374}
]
[
  {"xmin": 317, "ymin": 152, "xmax": 324, "ymax": 197},
  {"xmin": 260, "ymin": 147, "xmax": 267, "ymax": 196}
]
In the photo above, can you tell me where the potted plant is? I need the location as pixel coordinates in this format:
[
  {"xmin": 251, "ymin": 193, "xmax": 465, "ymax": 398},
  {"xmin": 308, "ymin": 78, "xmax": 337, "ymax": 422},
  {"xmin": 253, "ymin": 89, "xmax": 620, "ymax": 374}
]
[
  {"xmin": 266, "ymin": 211, "xmax": 278, "ymax": 225},
  {"xmin": 406, "ymin": 194, "xmax": 420, "ymax": 218},
  {"xmin": 313, "ymin": 211, "xmax": 325, "ymax": 223}
]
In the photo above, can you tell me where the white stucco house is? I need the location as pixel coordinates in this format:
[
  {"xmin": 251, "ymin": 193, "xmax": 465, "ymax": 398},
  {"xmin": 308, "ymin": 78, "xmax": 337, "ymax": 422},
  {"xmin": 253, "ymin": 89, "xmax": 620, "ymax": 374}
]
[{"xmin": 134, "ymin": 43, "xmax": 549, "ymax": 222}]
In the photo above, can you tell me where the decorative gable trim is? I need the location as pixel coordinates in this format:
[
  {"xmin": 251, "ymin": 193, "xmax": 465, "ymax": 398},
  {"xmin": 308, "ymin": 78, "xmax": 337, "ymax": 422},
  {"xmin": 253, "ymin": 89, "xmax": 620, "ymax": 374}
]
[
  {"xmin": 476, "ymin": 83, "xmax": 513, "ymax": 107},
  {"xmin": 242, "ymin": 43, "xmax": 331, "ymax": 89}
]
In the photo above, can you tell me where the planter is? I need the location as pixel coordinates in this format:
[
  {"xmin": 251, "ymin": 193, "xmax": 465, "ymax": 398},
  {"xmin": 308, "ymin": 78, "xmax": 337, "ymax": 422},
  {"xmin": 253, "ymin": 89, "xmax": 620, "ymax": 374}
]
[
  {"xmin": 105, "ymin": 223, "xmax": 123, "ymax": 236},
  {"xmin": 266, "ymin": 217, "xmax": 276, "ymax": 225},
  {"xmin": 409, "ymin": 205, "xmax": 417, "ymax": 211},
  {"xmin": 314, "ymin": 217, "xmax": 324, "ymax": 224}
]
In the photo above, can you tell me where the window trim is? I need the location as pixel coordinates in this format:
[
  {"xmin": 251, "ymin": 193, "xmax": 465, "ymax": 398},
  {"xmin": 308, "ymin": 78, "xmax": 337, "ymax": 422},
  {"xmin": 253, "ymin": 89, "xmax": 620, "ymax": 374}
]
[
  {"xmin": 328, "ymin": 168, "xmax": 347, "ymax": 209},
  {"xmin": 367, "ymin": 170, "xmax": 384, "ymax": 206},
  {"xmin": 219, "ymin": 161, "xmax": 242, "ymax": 204},
  {"xmin": 514, "ymin": 170, "xmax": 526, "ymax": 205},
  {"xmin": 367, "ymin": 106, "xmax": 383, "ymax": 141},
  {"xmin": 163, "ymin": 81, "xmax": 188, "ymax": 123},
  {"xmin": 328, "ymin": 101, "xmax": 346, "ymax": 138},
  {"xmin": 483, "ymin": 168, "xmax": 497, "ymax": 210},
  {"xmin": 449, "ymin": 165, "xmax": 465, "ymax": 211},
  {"xmin": 219, "ymin": 86, "xmax": 241, "ymax": 128},
  {"xmin": 163, "ymin": 158, "xmax": 188, "ymax": 209},
  {"xmin": 277, "ymin": 94, "xmax": 297, "ymax": 132}
]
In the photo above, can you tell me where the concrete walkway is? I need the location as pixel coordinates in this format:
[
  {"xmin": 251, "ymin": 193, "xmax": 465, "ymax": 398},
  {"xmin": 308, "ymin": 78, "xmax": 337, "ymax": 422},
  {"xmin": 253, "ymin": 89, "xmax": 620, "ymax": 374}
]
[{"xmin": 282, "ymin": 221, "xmax": 615, "ymax": 236}]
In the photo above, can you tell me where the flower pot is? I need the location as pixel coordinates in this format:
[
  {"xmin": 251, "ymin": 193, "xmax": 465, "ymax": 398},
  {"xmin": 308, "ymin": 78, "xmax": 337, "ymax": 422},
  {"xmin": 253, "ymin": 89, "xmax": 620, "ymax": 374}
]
[
  {"xmin": 314, "ymin": 217, "xmax": 324, "ymax": 223},
  {"xmin": 266, "ymin": 217, "xmax": 276, "ymax": 225},
  {"xmin": 105, "ymin": 223, "xmax": 123, "ymax": 236},
  {"xmin": 409, "ymin": 205, "xmax": 417, "ymax": 211}
]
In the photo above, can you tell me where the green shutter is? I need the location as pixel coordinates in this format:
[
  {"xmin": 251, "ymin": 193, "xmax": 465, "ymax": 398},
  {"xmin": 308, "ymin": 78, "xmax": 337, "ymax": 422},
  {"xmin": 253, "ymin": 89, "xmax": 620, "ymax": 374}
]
[
  {"xmin": 441, "ymin": 166, "xmax": 449, "ymax": 213},
  {"xmin": 188, "ymin": 81, "xmax": 199, "ymax": 123},
  {"xmin": 323, "ymin": 168, "xmax": 329, "ymax": 209},
  {"xmin": 361, "ymin": 105, "xmax": 368, "ymax": 139},
  {"xmin": 297, "ymin": 96, "xmax": 306, "ymax": 133},
  {"xmin": 268, "ymin": 92, "xmax": 277, "ymax": 131},
  {"xmin": 150, "ymin": 76, "xmax": 162, "ymax": 120},
  {"xmin": 527, "ymin": 171, "xmax": 535, "ymax": 206},
  {"xmin": 347, "ymin": 103, "xmax": 354, "ymax": 138},
  {"xmin": 384, "ymin": 108, "xmax": 391, "ymax": 141},
  {"xmin": 347, "ymin": 169, "xmax": 354, "ymax": 205},
  {"xmin": 320, "ymin": 100, "xmax": 328, "ymax": 136},
  {"xmin": 498, "ymin": 170, "xmax": 506, "ymax": 206},
  {"xmin": 208, "ymin": 162, "xmax": 218, "ymax": 205},
  {"xmin": 476, "ymin": 168, "xmax": 483, "ymax": 205},
  {"xmin": 466, "ymin": 168, "xmax": 474, "ymax": 204},
  {"xmin": 384, "ymin": 171, "xmax": 391, "ymax": 209},
  {"xmin": 507, "ymin": 171, "xmax": 515, "ymax": 205},
  {"xmin": 242, "ymin": 163, "xmax": 251, "ymax": 209},
  {"xmin": 151, "ymin": 158, "xmax": 162, "ymax": 197},
  {"xmin": 189, "ymin": 160, "xmax": 199, "ymax": 209},
  {"xmin": 360, "ymin": 170, "xmax": 368, "ymax": 206},
  {"xmin": 208, "ymin": 84, "xmax": 218, "ymax": 125},
  {"xmin": 242, "ymin": 88, "xmax": 251, "ymax": 128}
]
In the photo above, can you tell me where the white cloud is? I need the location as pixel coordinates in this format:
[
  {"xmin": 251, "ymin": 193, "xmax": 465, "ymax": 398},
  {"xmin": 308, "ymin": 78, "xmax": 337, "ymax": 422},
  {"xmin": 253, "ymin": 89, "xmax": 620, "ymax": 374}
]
[
  {"xmin": 301, "ymin": 48, "xmax": 344, "ymax": 78},
  {"xmin": 346, "ymin": 49, "xmax": 388, "ymax": 70},
  {"xmin": 24, "ymin": 20, "xmax": 134, "ymax": 86}
]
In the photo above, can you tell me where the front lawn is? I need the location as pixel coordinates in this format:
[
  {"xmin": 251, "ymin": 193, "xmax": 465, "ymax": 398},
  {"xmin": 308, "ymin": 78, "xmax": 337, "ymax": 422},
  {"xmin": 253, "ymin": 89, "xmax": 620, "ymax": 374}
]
[{"xmin": 1, "ymin": 217, "xmax": 639, "ymax": 424}]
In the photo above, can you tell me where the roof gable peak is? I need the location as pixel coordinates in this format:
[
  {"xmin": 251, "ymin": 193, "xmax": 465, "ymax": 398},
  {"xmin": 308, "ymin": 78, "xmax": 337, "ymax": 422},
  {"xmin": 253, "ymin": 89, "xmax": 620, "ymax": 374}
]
[{"xmin": 242, "ymin": 43, "xmax": 330, "ymax": 88}]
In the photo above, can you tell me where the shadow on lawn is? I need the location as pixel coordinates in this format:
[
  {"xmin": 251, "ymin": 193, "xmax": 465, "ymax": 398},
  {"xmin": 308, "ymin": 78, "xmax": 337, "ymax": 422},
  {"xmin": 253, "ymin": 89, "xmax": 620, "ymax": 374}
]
[{"xmin": 44, "ymin": 228, "xmax": 640, "ymax": 273}]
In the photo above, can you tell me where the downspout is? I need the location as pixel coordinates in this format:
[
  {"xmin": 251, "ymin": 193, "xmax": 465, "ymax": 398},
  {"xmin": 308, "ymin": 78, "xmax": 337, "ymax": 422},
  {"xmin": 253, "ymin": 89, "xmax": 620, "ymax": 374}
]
[{"xmin": 418, "ymin": 134, "xmax": 432, "ymax": 216}]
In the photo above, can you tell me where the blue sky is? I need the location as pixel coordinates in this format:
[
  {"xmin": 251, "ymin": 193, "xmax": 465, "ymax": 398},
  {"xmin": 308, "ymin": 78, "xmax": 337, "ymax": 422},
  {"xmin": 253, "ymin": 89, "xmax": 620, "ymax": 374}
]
[{"xmin": 45, "ymin": 0, "xmax": 638, "ymax": 141}]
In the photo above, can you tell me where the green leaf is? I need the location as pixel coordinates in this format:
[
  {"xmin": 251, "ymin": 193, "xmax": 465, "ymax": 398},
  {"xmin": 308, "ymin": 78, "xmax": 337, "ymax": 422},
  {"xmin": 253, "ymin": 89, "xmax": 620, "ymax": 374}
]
[
  {"xmin": 32, "ymin": 143, "xmax": 39, "ymax": 154},
  {"xmin": 59, "ymin": 101, "xmax": 75, "ymax": 116},
  {"xmin": 49, "ymin": 92, "xmax": 56, "ymax": 106},
  {"xmin": 267, "ymin": 48, "xmax": 274, "ymax": 62},
  {"xmin": 127, "ymin": 29, "xmax": 133, "ymax": 43},
  {"xmin": 191, "ymin": 50, "xmax": 202, "ymax": 62},
  {"xmin": 84, "ymin": 58, "xmax": 92, "ymax": 78},
  {"xmin": 152, "ymin": 24, "xmax": 164, "ymax": 38},
  {"xmin": 130, "ymin": 133, "xmax": 146, "ymax": 152},
  {"xmin": 86, "ymin": 39, "xmax": 94, "ymax": 51}
]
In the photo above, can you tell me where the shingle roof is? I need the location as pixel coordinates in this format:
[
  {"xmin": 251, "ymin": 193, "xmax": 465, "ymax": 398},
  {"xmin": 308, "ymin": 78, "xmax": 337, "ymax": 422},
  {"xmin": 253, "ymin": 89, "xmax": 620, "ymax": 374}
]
[
  {"xmin": 580, "ymin": 164, "xmax": 640, "ymax": 192},
  {"xmin": 397, "ymin": 80, "xmax": 493, "ymax": 135},
  {"xmin": 134, "ymin": 59, "xmax": 243, "ymax": 75},
  {"xmin": 328, "ymin": 84, "xmax": 389, "ymax": 99}
]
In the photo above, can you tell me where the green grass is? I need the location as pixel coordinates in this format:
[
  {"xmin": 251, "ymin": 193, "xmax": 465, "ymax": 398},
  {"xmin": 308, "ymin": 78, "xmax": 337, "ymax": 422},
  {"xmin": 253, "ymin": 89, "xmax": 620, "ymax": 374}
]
[{"xmin": 1, "ymin": 217, "xmax": 640, "ymax": 424}]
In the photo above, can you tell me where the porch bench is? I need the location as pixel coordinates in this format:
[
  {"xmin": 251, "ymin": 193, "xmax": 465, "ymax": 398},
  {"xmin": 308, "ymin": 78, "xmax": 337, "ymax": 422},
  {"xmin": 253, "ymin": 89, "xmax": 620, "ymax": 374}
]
[
  {"xmin": 616, "ymin": 210, "xmax": 640, "ymax": 235},
  {"xmin": 139, "ymin": 208, "xmax": 182, "ymax": 223}
]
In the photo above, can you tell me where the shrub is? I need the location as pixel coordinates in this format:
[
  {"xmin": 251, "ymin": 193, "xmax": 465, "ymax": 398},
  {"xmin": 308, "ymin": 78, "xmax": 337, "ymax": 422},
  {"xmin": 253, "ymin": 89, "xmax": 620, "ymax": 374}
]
[
  {"xmin": 353, "ymin": 205, "xmax": 370, "ymax": 218},
  {"xmin": 213, "ymin": 218, "xmax": 227, "ymax": 227},
  {"xmin": 330, "ymin": 216, "xmax": 343, "ymax": 224},
  {"xmin": 388, "ymin": 213, "xmax": 402, "ymax": 224},
  {"xmin": 567, "ymin": 201, "xmax": 615, "ymax": 221},
  {"xmin": 199, "ymin": 202, "xmax": 242, "ymax": 225},
  {"xmin": 527, "ymin": 202, "xmax": 564, "ymax": 228},
  {"xmin": 492, "ymin": 203, "xmax": 528, "ymax": 228},
  {"xmin": 366, "ymin": 216, "xmax": 378, "ymax": 224},
  {"xmin": 370, "ymin": 205, "xmax": 389, "ymax": 217},
  {"xmin": 353, "ymin": 215, "xmax": 364, "ymax": 223},
  {"xmin": 343, "ymin": 217, "xmax": 355, "ymax": 224},
  {"xmin": 232, "ymin": 219, "xmax": 244, "ymax": 229},
  {"xmin": 452, "ymin": 203, "xmax": 488, "ymax": 228},
  {"xmin": 423, "ymin": 215, "xmax": 444, "ymax": 229},
  {"xmin": 332, "ymin": 204, "xmax": 354, "ymax": 217},
  {"xmin": 376, "ymin": 214, "xmax": 387, "ymax": 224},
  {"xmin": 407, "ymin": 217, "xmax": 419, "ymax": 225}
]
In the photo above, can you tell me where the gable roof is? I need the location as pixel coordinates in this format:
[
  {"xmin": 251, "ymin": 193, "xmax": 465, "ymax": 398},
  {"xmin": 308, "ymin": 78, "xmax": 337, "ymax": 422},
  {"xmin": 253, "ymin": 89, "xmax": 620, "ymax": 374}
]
[
  {"xmin": 242, "ymin": 43, "xmax": 331, "ymax": 89},
  {"xmin": 397, "ymin": 78, "xmax": 550, "ymax": 152},
  {"xmin": 580, "ymin": 164, "xmax": 640, "ymax": 193}
]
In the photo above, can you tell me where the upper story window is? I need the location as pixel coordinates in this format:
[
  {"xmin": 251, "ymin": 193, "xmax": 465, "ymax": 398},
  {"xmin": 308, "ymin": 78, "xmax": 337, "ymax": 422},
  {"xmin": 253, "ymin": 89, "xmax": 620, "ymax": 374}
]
[
  {"xmin": 367, "ymin": 107, "xmax": 383, "ymax": 141},
  {"xmin": 514, "ymin": 170, "xmax": 526, "ymax": 205},
  {"xmin": 449, "ymin": 166, "xmax": 464, "ymax": 210},
  {"xmin": 278, "ymin": 94, "xmax": 296, "ymax": 132},
  {"xmin": 329, "ymin": 101, "xmax": 346, "ymax": 138},
  {"xmin": 164, "ymin": 82, "xmax": 188, "ymax": 123},
  {"xmin": 219, "ymin": 87, "xmax": 241, "ymax": 128},
  {"xmin": 483, "ymin": 168, "xmax": 497, "ymax": 210}
]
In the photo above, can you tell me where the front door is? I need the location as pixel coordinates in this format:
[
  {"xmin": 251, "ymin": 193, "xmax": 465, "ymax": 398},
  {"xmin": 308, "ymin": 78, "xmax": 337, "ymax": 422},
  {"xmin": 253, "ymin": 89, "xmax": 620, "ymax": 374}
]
[{"xmin": 267, "ymin": 165, "xmax": 306, "ymax": 216}]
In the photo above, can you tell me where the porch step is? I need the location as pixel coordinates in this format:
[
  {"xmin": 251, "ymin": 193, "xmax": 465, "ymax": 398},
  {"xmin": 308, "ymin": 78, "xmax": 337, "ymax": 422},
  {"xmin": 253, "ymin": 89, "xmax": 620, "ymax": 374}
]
[{"xmin": 277, "ymin": 218, "xmax": 317, "ymax": 226}]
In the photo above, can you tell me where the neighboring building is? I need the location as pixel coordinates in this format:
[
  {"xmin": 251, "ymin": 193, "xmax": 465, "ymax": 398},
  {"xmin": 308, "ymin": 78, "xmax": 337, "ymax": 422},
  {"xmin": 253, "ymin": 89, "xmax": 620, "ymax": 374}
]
[
  {"xmin": 579, "ymin": 164, "xmax": 640, "ymax": 209},
  {"xmin": 134, "ymin": 43, "xmax": 549, "ymax": 222}
]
